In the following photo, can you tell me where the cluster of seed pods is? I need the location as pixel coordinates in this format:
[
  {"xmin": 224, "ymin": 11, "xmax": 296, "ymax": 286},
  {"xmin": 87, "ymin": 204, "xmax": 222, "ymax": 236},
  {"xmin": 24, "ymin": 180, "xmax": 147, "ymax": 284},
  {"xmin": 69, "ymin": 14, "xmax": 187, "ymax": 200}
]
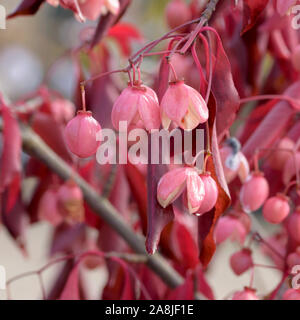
[{"xmin": 215, "ymin": 134, "xmax": 300, "ymax": 299}]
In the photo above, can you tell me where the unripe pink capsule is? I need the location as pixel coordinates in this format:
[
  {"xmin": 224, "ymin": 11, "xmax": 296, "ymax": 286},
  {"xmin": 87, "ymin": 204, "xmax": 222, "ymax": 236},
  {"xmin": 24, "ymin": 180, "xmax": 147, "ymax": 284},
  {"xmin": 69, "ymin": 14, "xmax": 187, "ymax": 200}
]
[
  {"xmin": 287, "ymin": 208, "xmax": 300, "ymax": 242},
  {"xmin": 57, "ymin": 180, "xmax": 84, "ymax": 224},
  {"xmin": 195, "ymin": 173, "xmax": 218, "ymax": 216},
  {"xmin": 262, "ymin": 193, "xmax": 290, "ymax": 224},
  {"xmin": 239, "ymin": 172, "xmax": 269, "ymax": 213},
  {"xmin": 230, "ymin": 248, "xmax": 253, "ymax": 276},
  {"xmin": 283, "ymin": 152, "xmax": 300, "ymax": 185},
  {"xmin": 64, "ymin": 111, "xmax": 101, "ymax": 158},
  {"xmin": 287, "ymin": 247, "xmax": 300, "ymax": 270},
  {"xmin": 214, "ymin": 216, "xmax": 247, "ymax": 245},
  {"xmin": 165, "ymin": 0, "xmax": 191, "ymax": 29},
  {"xmin": 267, "ymin": 137, "xmax": 294, "ymax": 171},
  {"xmin": 232, "ymin": 288, "xmax": 259, "ymax": 300},
  {"xmin": 283, "ymin": 289, "xmax": 300, "ymax": 300}
]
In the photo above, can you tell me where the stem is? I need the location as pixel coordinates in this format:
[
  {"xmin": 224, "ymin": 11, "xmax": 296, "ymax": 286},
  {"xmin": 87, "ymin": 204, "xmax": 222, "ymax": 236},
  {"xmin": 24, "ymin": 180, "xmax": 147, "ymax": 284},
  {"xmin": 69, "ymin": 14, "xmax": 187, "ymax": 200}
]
[
  {"xmin": 1, "ymin": 122, "xmax": 186, "ymax": 291},
  {"xmin": 80, "ymin": 84, "xmax": 86, "ymax": 112},
  {"xmin": 180, "ymin": 0, "xmax": 220, "ymax": 54},
  {"xmin": 240, "ymin": 94, "xmax": 300, "ymax": 109},
  {"xmin": 168, "ymin": 61, "xmax": 178, "ymax": 81}
]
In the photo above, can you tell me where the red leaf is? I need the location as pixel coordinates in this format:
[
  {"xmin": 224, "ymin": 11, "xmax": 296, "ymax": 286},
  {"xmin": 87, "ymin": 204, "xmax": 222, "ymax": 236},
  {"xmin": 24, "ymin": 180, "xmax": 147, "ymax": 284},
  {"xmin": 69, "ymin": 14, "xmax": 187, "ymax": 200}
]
[
  {"xmin": 90, "ymin": 0, "xmax": 132, "ymax": 47},
  {"xmin": 166, "ymin": 272, "xmax": 194, "ymax": 300},
  {"xmin": 198, "ymin": 97, "xmax": 231, "ymax": 267},
  {"xmin": 172, "ymin": 218, "xmax": 199, "ymax": 270},
  {"xmin": 211, "ymin": 33, "xmax": 240, "ymax": 139},
  {"xmin": 124, "ymin": 163, "xmax": 148, "ymax": 234},
  {"xmin": 60, "ymin": 263, "xmax": 80, "ymax": 300},
  {"xmin": 108, "ymin": 23, "xmax": 142, "ymax": 56},
  {"xmin": 7, "ymin": 0, "xmax": 45, "ymax": 19},
  {"xmin": 0, "ymin": 98, "xmax": 22, "ymax": 212},
  {"xmin": 196, "ymin": 267, "xmax": 215, "ymax": 300},
  {"xmin": 241, "ymin": 0, "xmax": 269, "ymax": 35},
  {"xmin": 31, "ymin": 112, "xmax": 72, "ymax": 162},
  {"xmin": 146, "ymin": 163, "xmax": 174, "ymax": 254},
  {"xmin": 242, "ymin": 82, "xmax": 300, "ymax": 161},
  {"xmin": 102, "ymin": 256, "xmax": 134, "ymax": 300}
]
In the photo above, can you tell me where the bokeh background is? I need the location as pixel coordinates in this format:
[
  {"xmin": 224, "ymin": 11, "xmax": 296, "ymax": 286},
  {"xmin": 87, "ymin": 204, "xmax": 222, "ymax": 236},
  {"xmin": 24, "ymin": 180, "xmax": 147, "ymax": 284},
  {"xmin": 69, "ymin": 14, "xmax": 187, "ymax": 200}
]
[{"xmin": 0, "ymin": 0, "xmax": 281, "ymax": 300}]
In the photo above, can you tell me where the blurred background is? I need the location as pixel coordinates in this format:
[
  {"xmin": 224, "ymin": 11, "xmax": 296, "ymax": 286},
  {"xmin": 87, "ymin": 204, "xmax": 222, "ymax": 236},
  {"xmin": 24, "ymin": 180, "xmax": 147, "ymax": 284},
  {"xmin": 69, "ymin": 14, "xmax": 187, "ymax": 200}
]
[{"xmin": 0, "ymin": 0, "xmax": 281, "ymax": 300}]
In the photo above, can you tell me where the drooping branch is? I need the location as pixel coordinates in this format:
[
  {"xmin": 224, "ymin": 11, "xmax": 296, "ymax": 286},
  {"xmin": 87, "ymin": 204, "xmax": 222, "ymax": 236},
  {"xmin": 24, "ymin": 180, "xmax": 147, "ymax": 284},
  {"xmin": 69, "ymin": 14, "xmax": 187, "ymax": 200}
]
[{"xmin": 3, "ymin": 121, "xmax": 192, "ymax": 292}]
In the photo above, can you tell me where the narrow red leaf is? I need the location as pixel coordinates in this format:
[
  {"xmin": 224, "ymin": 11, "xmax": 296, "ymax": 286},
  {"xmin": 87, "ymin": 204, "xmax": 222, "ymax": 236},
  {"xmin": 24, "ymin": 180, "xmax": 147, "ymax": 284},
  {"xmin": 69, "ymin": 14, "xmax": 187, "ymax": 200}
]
[
  {"xmin": 7, "ymin": 0, "xmax": 45, "ymax": 19},
  {"xmin": 0, "ymin": 98, "xmax": 22, "ymax": 212},
  {"xmin": 242, "ymin": 82, "xmax": 300, "ymax": 161},
  {"xmin": 211, "ymin": 33, "xmax": 240, "ymax": 139},
  {"xmin": 59, "ymin": 263, "xmax": 80, "ymax": 300},
  {"xmin": 166, "ymin": 272, "xmax": 194, "ymax": 300},
  {"xmin": 241, "ymin": 0, "xmax": 269, "ymax": 35}
]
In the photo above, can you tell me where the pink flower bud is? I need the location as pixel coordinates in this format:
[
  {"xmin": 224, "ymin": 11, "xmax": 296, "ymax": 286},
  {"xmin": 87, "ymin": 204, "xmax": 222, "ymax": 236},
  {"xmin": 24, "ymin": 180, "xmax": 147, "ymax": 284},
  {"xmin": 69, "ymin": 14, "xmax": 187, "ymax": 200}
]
[
  {"xmin": 232, "ymin": 288, "xmax": 259, "ymax": 300},
  {"xmin": 161, "ymin": 81, "xmax": 208, "ymax": 130},
  {"xmin": 165, "ymin": 0, "xmax": 191, "ymax": 29},
  {"xmin": 230, "ymin": 248, "xmax": 253, "ymax": 276},
  {"xmin": 38, "ymin": 188, "xmax": 63, "ymax": 226},
  {"xmin": 262, "ymin": 194, "xmax": 290, "ymax": 224},
  {"xmin": 157, "ymin": 167, "xmax": 205, "ymax": 214},
  {"xmin": 111, "ymin": 84, "xmax": 160, "ymax": 132},
  {"xmin": 214, "ymin": 216, "xmax": 247, "ymax": 245},
  {"xmin": 196, "ymin": 173, "xmax": 218, "ymax": 216},
  {"xmin": 283, "ymin": 289, "xmax": 300, "ymax": 300},
  {"xmin": 57, "ymin": 180, "xmax": 84, "ymax": 224},
  {"xmin": 287, "ymin": 247, "xmax": 300, "ymax": 270},
  {"xmin": 240, "ymin": 172, "xmax": 269, "ymax": 213},
  {"xmin": 267, "ymin": 137, "xmax": 294, "ymax": 171},
  {"xmin": 283, "ymin": 152, "xmax": 300, "ymax": 185},
  {"xmin": 287, "ymin": 208, "xmax": 300, "ymax": 242},
  {"xmin": 64, "ymin": 111, "xmax": 101, "ymax": 158}
]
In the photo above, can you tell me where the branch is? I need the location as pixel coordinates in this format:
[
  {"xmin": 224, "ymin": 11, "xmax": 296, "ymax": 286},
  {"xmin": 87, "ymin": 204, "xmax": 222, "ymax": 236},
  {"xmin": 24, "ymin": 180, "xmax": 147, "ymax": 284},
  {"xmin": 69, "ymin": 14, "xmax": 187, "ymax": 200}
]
[{"xmin": 5, "ymin": 122, "xmax": 190, "ymax": 292}]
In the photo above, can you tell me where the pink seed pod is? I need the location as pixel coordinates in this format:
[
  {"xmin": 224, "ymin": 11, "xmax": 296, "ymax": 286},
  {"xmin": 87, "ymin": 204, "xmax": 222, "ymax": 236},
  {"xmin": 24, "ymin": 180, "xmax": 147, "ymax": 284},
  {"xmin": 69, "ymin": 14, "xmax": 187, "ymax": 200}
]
[
  {"xmin": 165, "ymin": 0, "xmax": 191, "ymax": 29},
  {"xmin": 232, "ymin": 288, "xmax": 259, "ymax": 300},
  {"xmin": 157, "ymin": 167, "xmax": 205, "ymax": 214},
  {"xmin": 214, "ymin": 216, "xmax": 247, "ymax": 245},
  {"xmin": 57, "ymin": 180, "xmax": 84, "ymax": 224},
  {"xmin": 38, "ymin": 188, "xmax": 63, "ymax": 226},
  {"xmin": 161, "ymin": 81, "xmax": 208, "ymax": 130},
  {"xmin": 196, "ymin": 173, "xmax": 218, "ymax": 216},
  {"xmin": 292, "ymin": 45, "xmax": 300, "ymax": 72},
  {"xmin": 64, "ymin": 110, "xmax": 101, "ymax": 158},
  {"xmin": 262, "ymin": 194, "xmax": 290, "ymax": 224},
  {"xmin": 220, "ymin": 146, "xmax": 249, "ymax": 183},
  {"xmin": 239, "ymin": 172, "xmax": 269, "ymax": 213},
  {"xmin": 51, "ymin": 98, "xmax": 75, "ymax": 124},
  {"xmin": 283, "ymin": 289, "xmax": 300, "ymax": 300},
  {"xmin": 287, "ymin": 247, "xmax": 300, "ymax": 270},
  {"xmin": 287, "ymin": 208, "xmax": 300, "ymax": 242},
  {"xmin": 267, "ymin": 137, "xmax": 294, "ymax": 171},
  {"xmin": 282, "ymin": 152, "xmax": 300, "ymax": 185},
  {"xmin": 230, "ymin": 248, "xmax": 253, "ymax": 276},
  {"xmin": 111, "ymin": 84, "xmax": 160, "ymax": 132}
]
